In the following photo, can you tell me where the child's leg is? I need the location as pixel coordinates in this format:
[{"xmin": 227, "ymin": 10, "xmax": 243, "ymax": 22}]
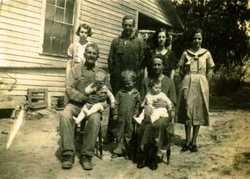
[
  {"xmin": 85, "ymin": 103, "xmax": 104, "ymax": 117},
  {"xmin": 133, "ymin": 110, "xmax": 145, "ymax": 124},
  {"xmin": 73, "ymin": 105, "xmax": 88, "ymax": 126}
]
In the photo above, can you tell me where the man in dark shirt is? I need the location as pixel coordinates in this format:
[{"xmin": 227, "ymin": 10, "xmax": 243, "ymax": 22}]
[
  {"xmin": 108, "ymin": 15, "xmax": 145, "ymax": 95},
  {"xmin": 59, "ymin": 43, "xmax": 103, "ymax": 170}
]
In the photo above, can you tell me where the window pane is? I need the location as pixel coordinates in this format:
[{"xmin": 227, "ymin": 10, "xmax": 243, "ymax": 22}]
[
  {"xmin": 57, "ymin": 0, "xmax": 65, "ymax": 7},
  {"xmin": 55, "ymin": 7, "xmax": 64, "ymax": 22},
  {"xmin": 47, "ymin": 0, "xmax": 55, "ymax": 5},
  {"xmin": 45, "ymin": 4, "xmax": 55, "ymax": 20},
  {"xmin": 43, "ymin": 20, "xmax": 72, "ymax": 55},
  {"xmin": 43, "ymin": 20, "xmax": 55, "ymax": 54},
  {"xmin": 65, "ymin": 0, "xmax": 74, "ymax": 24},
  {"xmin": 43, "ymin": 0, "xmax": 74, "ymax": 55}
]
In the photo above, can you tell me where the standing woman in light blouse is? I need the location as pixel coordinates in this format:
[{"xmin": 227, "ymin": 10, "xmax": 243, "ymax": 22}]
[
  {"xmin": 66, "ymin": 23, "xmax": 93, "ymax": 79},
  {"xmin": 177, "ymin": 28, "xmax": 215, "ymax": 152}
]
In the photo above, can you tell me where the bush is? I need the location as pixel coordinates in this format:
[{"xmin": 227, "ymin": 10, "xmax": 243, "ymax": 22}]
[{"xmin": 210, "ymin": 64, "xmax": 247, "ymax": 95}]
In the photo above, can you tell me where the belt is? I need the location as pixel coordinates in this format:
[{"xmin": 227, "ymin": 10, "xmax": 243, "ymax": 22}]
[{"xmin": 189, "ymin": 71, "xmax": 205, "ymax": 75}]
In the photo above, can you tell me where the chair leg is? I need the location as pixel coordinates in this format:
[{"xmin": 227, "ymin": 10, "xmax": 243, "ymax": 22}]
[
  {"xmin": 166, "ymin": 148, "xmax": 171, "ymax": 165},
  {"xmin": 98, "ymin": 125, "xmax": 103, "ymax": 159}
]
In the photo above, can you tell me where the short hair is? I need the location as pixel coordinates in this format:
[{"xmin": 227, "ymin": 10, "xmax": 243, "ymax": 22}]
[
  {"xmin": 148, "ymin": 79, "xmax": 161, "ymax": 88},
  {"xmin": 95, "ymin": 69, "xmax": 107, "ymax": 81},
  {"xmin": 121, "ymin": 70, "xmax": 136, "ymax": 81},
  {"xmin": 122, "ymin": 15, "xmax": 135, "ymax": 27},
  {"xmin": 189, "ymin": 28, "xmax": 203, "ymax": 40},
  {"xmin": 76, "ymin": 23, "xmax": 93, "ymax": 37},
  {"xmin": 85, "ymin": 43, "xmax": 99, "ymax": 57}
]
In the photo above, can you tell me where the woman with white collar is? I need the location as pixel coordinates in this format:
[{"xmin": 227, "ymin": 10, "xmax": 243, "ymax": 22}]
[{"xmin": 177, "ymin": 28, "xmax": 215, "ymax": 152}]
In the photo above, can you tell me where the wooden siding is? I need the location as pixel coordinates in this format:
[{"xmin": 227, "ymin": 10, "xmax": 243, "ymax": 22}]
[
  {"xmin": 0, "ymin": 68, "xmax": 65, "ymax": 103},
  {"xmin": 0, "ymin": 0, "xmax": 66, "ymax": 100},
  {"xmin": 0, "ymin": 0, "xmax": 172, "ymax": 105}
]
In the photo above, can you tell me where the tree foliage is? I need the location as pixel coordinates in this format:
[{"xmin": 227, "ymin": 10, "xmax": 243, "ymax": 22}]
[{"xmin": 172, "ymin": 0, "xmax": 250, "ymax": 67}]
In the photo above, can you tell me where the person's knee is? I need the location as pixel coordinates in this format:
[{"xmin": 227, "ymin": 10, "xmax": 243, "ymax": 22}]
[
  {"xmin": 61, "ymin": 105, "xmax": 75, "ymax": 120},
  {"xmin": 61, "ymin": 111, "xmax": 73, "ymax": 123},
  {"xmin": 88, "ymin": 113, "xmax": 101, "ymax": 127}
]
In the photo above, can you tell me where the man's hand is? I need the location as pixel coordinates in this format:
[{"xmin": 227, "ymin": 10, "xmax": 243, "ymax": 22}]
[
  {"xmin": 144, "ymin": 105, "xmax": 153, "ymax": 116},
  {"xmin": 85, "ymin": 83, "xmax": 97, "ymax": 95},
  {"xmin": 170, "ymin": 110, "xmax": 175, "ymax": 124},
  {"xmin": 153, "ymin": 99, "xmax": 168, "ymax": 108}
]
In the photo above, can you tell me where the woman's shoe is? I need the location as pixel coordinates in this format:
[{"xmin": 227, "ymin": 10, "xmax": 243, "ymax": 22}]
[
  {"xmin": 149, "ymin": 162, "xmax": 158, "ymax": 170},
  {"xmin": 181, "ymin": 144, "xmax": 190, "ymax": 152},
  {"xmin": 137, "ymin": 160, "xmax": 146, "ymax": 169},
  {"xmin": 111, "ymin": 153, "xmax": 122, "ymax": 158},
  {"xmin": 189, "ymin": 144, "xmax": 198, "ymax": 152}
]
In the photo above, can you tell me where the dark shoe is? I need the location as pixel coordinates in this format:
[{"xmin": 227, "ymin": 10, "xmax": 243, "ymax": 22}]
[
  {"xmin": 149, "ymin": 162, "xmax": 158, "ymax": 170},
  {"xmin": 81, "ymin": 156, "xmax": 93, "ymax": 170},
  {"xmin": 61, "ymin": 155, "xmax": 74, "ymax": 169},
  {"xmin": 111, "ymin": 153, "xmax": 123, "ymax": 158},
  {"xmin": 181, "ymin": 144, "xmax": 190, "ymax": 152},
  {"xmin": 189, "ymin": 144, "xmax": 198, "ymax": 152},
  {"xmin": 163, "ymin": 149, "xmax": 171, "ymax": 165},
  {"xmin": 137, "ymin": 161, "xmax": 146, "ymax": 169}
]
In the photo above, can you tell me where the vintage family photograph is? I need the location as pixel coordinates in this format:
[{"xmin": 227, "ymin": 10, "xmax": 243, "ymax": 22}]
[{"xmin": 0, "ymin": 0, "xmax": 250, "ymax": 178}]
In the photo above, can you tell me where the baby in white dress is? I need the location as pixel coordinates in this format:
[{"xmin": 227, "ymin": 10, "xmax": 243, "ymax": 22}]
[{"xmin": 134, "ymin": 80, "xmax": 173, "ymax": 124}]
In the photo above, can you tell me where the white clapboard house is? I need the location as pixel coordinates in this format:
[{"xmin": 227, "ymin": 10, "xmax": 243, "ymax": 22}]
[{"xmin": 0, "ymin": 0, "xmax": 182, "ymax": 108}]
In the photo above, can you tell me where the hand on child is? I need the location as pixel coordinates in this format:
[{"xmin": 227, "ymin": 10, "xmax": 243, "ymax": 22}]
[
  {"xmin": 170, "ymin": 110, "xmax": 175, "ymax": 124},
  {"xmin": 73, "ymin": 116, "xmax": 82, "ymax": 127},
  {"xmin": 85, "ymin": 83, "xmax": 97, "ymax": 94},
  {"xmin": 144, "ymin": 105, "xmax": 153, "ymax": 116},
  {"xmin": 153, "ymin": 99, "xmax": 168, "ymax": 108}
]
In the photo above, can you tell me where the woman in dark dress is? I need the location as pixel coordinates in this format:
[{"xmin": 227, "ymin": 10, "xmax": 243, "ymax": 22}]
[
  {"xmin": 137, "ymin": 56, "xmax": 177, "ymax": 169},
  {"xmin": 149, "ymin": 28, "xmax": 178, "ymax": 80}
]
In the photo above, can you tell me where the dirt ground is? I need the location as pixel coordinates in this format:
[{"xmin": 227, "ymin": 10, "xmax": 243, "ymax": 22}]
[{"xmin": 0, "ymin": 83, "xmax": 250, "ymax": 179}]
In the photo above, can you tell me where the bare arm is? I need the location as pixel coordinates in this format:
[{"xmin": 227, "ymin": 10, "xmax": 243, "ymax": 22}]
[{"xmin": 105, "ymin": 87, "xmax": 116, "ymax": 108}]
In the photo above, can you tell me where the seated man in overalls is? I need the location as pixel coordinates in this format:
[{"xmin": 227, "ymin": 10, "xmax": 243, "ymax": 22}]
[{"xmin": 59, "ymin": 43, "xmax": 104, "ymax": 170}]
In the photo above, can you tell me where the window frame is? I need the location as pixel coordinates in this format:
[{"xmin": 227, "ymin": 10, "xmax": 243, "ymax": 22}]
[{"xmin": 40, "ymin": 0, "xmax": 78, "ymax": 58}]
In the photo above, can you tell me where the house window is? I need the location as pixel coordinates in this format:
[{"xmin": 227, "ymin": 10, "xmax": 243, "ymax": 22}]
[{"xmin": 43, "ymin": 0, "xmax": 75, "ymax": 56}]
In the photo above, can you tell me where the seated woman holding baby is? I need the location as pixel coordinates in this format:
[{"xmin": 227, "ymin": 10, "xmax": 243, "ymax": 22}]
[{"xmin": 135, "ymin": 55, "xmax": 177, "ymax": 170}]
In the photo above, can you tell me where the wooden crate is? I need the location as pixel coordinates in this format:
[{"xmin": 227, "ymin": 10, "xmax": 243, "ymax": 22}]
[{"xmin": 27, "ymin": 88, "xmax": 48, "ymax": 109}]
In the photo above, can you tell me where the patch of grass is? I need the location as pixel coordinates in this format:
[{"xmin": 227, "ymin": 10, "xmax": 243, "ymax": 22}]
[{"xmin": 221, "ymin": 166, "xmax": 233, "ymax": 175}]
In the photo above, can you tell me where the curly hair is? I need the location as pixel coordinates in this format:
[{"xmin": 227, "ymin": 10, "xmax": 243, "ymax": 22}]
[
  {"xmin": 153, "ymin": 28, "xmax": 172, "ymax": 48},
  {"xmin": 76, "ymin": 23, "xmax": 93, "ymax": 37}
]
